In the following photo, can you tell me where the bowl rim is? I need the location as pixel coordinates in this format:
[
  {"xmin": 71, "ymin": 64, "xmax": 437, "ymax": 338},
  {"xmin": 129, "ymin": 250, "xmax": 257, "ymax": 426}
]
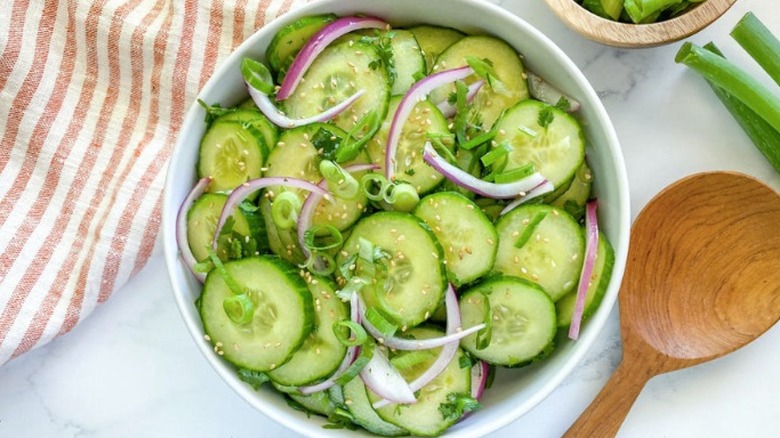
[
  {"xmin": 543, "ymin": 0, "xmax": 738, "ymax": 48},
  {"xmin": 161, "ymin": 0, "xmax": 631, "ymax": 436}
]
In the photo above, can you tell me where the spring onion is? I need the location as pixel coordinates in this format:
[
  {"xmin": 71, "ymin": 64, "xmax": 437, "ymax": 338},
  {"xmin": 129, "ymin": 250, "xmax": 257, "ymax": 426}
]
[
  {"xmin": 270, "ymin": 191, "xmax": 302, "ymax": 230},
  {"xmin": 731, "ymin": 12, "xmax": 780, "ymax": 87},
  {"xmin": 223, "ymin": 293, "xmax": 256, "ymax": 325}
]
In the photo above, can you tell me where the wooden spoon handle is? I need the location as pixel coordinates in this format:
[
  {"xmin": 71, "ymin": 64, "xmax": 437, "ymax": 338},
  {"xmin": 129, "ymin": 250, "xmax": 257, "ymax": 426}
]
[{"xmin": 562, "ymin": 357, "xmax": 653, "ymax": 438}]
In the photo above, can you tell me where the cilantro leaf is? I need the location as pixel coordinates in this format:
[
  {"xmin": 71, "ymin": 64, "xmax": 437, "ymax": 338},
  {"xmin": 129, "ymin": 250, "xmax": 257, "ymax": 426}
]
[
  {"xmin": 555, "ymin": 95, "xmax": 571, "ymax": 112},
  {"xmin": 237, "ymin": 368, "xmax": 269, "ymax": 391},
  {"xmin": 538, "ymin": 106, "xmax": 555, "ymax": 129},
  {"xmin": 438, "ymin": 392, "xmax": 481, "ymax": 422}
]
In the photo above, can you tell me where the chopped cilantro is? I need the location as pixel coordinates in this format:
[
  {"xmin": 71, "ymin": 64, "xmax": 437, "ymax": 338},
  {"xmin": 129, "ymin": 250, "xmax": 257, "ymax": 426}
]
[{"xmin": 438, "ymin": 392, "xmax": 481, "ymax": 422}]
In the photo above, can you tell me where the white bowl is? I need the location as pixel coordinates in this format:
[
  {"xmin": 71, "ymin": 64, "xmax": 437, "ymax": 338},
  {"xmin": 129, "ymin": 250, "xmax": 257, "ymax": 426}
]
[{"xmin": 162, "ymin": 0, "xmax": 630, "ymax": 436}]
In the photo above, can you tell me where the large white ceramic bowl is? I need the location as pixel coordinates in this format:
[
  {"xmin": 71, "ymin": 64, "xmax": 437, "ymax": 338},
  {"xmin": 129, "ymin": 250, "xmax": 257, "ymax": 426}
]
[{"xmin": 162, "ymin": 0, "xmax": 630, "ymax": 436}]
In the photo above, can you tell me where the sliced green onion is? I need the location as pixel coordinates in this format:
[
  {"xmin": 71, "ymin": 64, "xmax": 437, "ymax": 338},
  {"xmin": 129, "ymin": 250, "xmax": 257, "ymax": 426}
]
[
  {"xmin": 465, "ymin": 56, "xmax": 508, "ymax": 94},
  {"xmin": 241, "ymin": 58, "xmax": 275, "ymax": 95},
  {"xmin": 223, "ymin": 293, "xmax": 256, "ymax": 325},
  {"xmin": 480, "ymin": 142, "xmax": 511, "ymax": 167},
  {"xmin": 303, "ymin": 225, "xmax": 344, "ymax": 251},
  {"xmin": 383, "ymin": 183, "xmax": 420, "ymax": 212},
  {"xmin": 360, "ymin": 173, "xmax": 390, "ymax": 201},
  {"xmin": 731, "ymin": 12, "xmax": 780, "ymax": 88},
  {"xmin": 454, "ymin": 80, "xmax": 470, "ymax": 145},
  {"xmin": 319, "ymin": 160, "xmax": 360, "ymax": 200},
  {"xmin": 476, "ymin": 292, "xmax": 492, "ymax": 350},
  {"xmin": 514, "ymin": 210, "xmax": 548, "ymax": 248},
  {"xmin": 303, "ymin": 252, "xmax": 337, "ymax": 276},
  {"xmin": 460, "ymin": 127, "xmax": 497, "ymax": 150},
  {"xmin": 337, "ymin": 109, "xmax": 381, "ymax": 163},
  {"xmin": 271, "ymin": 191, "xmax": 302, "ymax": 230},
  {"xmin": 333, "ymin": 320, "xmax": 368, "ymax": 347},
  {"xmin": 494, "ymin": 163, "xmax": 535, "ymax": 184},
  {"xmin": 624, "ymin": 0, "xmax": 681, "ymax": 24},
  {"xmin": 365, "ymin": 307, "xmax": 398, "ymax": 338},
  {"xmin": 333, "ymin": 340, "xmax": 375, "ymax": 386},
  {"xmin": 517, "ymin": 125, "xmax": 537, "ymax": 138},
  {"xmin": 206, "ymin": 248, "xmax": 243, "ymax": 296},
  {"xmin": 390, "ymin": 349, "xmax": 438, "ymax": 372}
]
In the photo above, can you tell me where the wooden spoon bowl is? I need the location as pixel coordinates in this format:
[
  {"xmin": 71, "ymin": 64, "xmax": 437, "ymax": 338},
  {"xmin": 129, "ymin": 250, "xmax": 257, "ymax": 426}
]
[
  {"xmin": 543, "ymin": 0, "xmax": 737, "ymax": 48},
  {"xmin": 565, "ymin": 171, "xmax": 780, "ymax": 437}
]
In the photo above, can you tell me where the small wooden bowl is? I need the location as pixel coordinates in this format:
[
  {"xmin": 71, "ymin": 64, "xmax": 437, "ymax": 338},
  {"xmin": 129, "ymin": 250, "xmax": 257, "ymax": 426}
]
[{"xmin": 543, "ymin": 0, "xmax": 737, "ymax": 48}]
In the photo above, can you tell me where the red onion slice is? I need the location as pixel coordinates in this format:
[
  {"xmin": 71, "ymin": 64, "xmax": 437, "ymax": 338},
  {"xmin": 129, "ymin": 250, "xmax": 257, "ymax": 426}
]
[
  {"xmin": 298, "ymin": 292, "xmax": 362, "ymax": 395},
  {"xmin": 422, "ymin": 142, "xmax": 547, "ymax": 199},
  {"xmin": 360, "ymin": 305, "xmax": 483, "ymax": 351},
  {"xmin": 276, "ymin": 16, "xmax": 388, "ymax": 100},
  {"xmin": 247, "ymin": 82, "xmax": 365, "ymax": 129},
  {"xmin": 499, "ymin": 180, "xmax": 555, "ymax": 215},
  {"xmin": 212, "ymin": 177, "xmax": 331, "ymax": 251},
  {"xmin": 361, "ymin": 346, "xmax": 417, "ymax": 405},
  {"xmin": 372, "ymin": 284, "xmax": 467, "ymax": 409},
  {"xmin": 470, "ymin": 360, "xmax": 489, "ymax": 401},
  {"xmin": 386, "ymin": 66, "xmax": 475, "ymax": 180},
  {"xmin": 569, "ymin": 200, "xmax": 599, "ymax": 340},
  {"xmin": 435, "ymin": 80, "xmax": 484, "ymax": 118},
  {"xmin": 526, "ymin": 71, "xmax": 581, "ymax": 113},
  {"xmin": 297, "ymin": 163, "xmax": 378, "ymax": 259},
  {"xmin": 176, "ymin": 176, "xmax": 212, "ymax": 282}
]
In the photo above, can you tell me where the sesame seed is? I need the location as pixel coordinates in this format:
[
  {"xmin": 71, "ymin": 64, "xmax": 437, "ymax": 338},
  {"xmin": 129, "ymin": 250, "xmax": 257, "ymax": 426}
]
[{"xmin": 487, "ymin": 238, "xmax": 494, "ymax": 245}]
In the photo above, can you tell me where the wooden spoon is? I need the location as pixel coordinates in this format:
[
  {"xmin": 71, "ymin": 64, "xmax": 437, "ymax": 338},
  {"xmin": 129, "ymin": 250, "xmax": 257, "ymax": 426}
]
[{"xmin": 564, "ymin": 171, "xmax": 780, "ymax": 437}]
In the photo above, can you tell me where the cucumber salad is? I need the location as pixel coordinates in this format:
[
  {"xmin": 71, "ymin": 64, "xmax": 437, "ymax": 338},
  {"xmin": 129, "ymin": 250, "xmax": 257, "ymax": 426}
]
[{"xmin": 176, "ymin": 13, "xmax": 614, "ymax": 437}]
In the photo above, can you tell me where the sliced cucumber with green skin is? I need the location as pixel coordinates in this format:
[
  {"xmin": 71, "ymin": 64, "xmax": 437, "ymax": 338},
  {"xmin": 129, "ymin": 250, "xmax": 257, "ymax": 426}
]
[
  {"xmin": 368, "ymin": 327, "xmax": 472, "ymax": 436},
  {"xmin": 268, "ymin": 277, "xmax": 348, "ymax": 386},
  {"xmin": 407, "ymin": 25, "xmax": 464, "ymax": 74},
  {"xmin": 549, "ymin": 160, "xmax": 593, "ymax": 221},
  {"xmin": 430, "ymin": 35, "xmax": 530, "ymax": 129},
  {"xmin": 266, "ymin": 13, "xmax": 338, "ymax": 81},
  {"xmin": 187, "ymin": 193, "xmax": 254, "ymax": 262},
  {"xmin": 367, "ymin": 96, "xmax": 451, "ymax": 194},
  {"xmin": 493, "ymin": 99, "xmax": 585, "ymax": 193},
  {"xmin": 198, "ymin": 121, "xmax": 266, "ymax": 193},
  {"xmin": 337, "ymin": 212, "xmax": 446, "ymax": 329},
  {"xmin": 556, "ymin": 232, "xmax": 615, "ymax": 327},
  {"xmin": 387, "ymin": 29, "xmax": 426, "ymax": 96},
  {"xmin": 214, "ymin": 108, "xmax": 278, "ymax": 156},
  {"xmin": 289, "ymin": 390, "xmax": 337, "ymax": 417},
  {"xmin": 342, "ymin": 378, "xmax": 409, "ymax": 436},
  {"xmin": 259, "ymin": 196, "xmax": 305, "ymax": 265},
  {"xmin": 459, "ymin": 276, "xmax": 556, "ymax": 366},
  {"xmin": 414, "ymin": 191, "xmax": 498, "ymax": 286},
  {"xmin": 264, "ymin": 123, "xmax": 370, "ymax": 232},
  {"xmin": 199, "ymin": 256, "xmax": 314, "ymax": 372},
  {"xmin": 283, "ymin": 39, "xmax": 390, "ymax": 142},
  {"xmin": 494, "ymin": 204, "xmax": 585, "ymax": 301}
]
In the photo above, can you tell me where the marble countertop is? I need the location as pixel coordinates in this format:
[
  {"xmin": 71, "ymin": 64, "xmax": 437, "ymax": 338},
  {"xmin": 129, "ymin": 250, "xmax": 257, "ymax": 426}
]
[{"xmin": 2, "ymin": 0, "xmax": 779, "ymax": 437}]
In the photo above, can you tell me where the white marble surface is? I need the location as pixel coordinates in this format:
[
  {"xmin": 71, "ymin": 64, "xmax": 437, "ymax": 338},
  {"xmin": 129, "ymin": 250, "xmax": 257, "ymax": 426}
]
[{"xmin": 2, "ymin": 0, "xmax": 779, "ymax": 437}]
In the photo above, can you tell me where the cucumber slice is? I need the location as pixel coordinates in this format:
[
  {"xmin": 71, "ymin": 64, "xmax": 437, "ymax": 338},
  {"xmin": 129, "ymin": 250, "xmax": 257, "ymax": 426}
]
[
  {"xmin": 266, "ymin": 13, "xmax": 338, "ymax": 81},
  {"xmin": 494, "ymin": 204, "xmax": 585, "ymax": 301},
  {"xmin": 387, "ymin": 29, "xmax": 426, "ymax": 96},
  {"xmin": 199, "ymin": 256, "xmax": 314, "ymax": 372},
  {"xmin": 430, "ymin": 35, "xmax": 530, "ymax": 129},
  {"xmin": 264, "ymin": 123, "xmax": 370, "ymax": 232},
  {"xmin": 493, "ymin": 99, "xmax": 585, "ymax": 193},
  {"xmin": 283, "ymin": 40, "xmax": 390, "ymax": 142},
  {"xmin": 289, "ymin": 390, "xmax": 337, "ymax": 417},
  {"xmin": 549, "ymin": 160, "xmax": 593, "ymax": 220},
  {"xmin": 556, "ymin": 232, "xmax": 615, "ymax": 327},
  {"xmin": 407, "ymin": 25, "xmax": 464, "ymax": 74},
  {"xmin": 342, "ymin": 378, "xmax": 409, "ymax": 436},
  {"xmin": 198, "ymin": 121, "xmax": 267, "ymax": 193},
  {"xmin": 366, "ymin": 96, "xmax": 451, "ymax": 194},
  {"xmin": 214, "ymin": 108, "xmax": 278, "ymax": 156},
  {"xmin": 268, "ymin": 277, "xmax": 349, "ymax": 386},
  {"xmin": 338, "ymin": 212, "xmax": 446, "ymax": 329},
  {"xmin": 414, "ymin": 191, "xmax": 498, "ymax": 286},
  {"xmin": 186, "ymin": 193, "xmax": 266, "ymax": 262},
  {"xmin": 459, "ymin": 276, "xmax": 556, "ymax": 366},
  {"xmin": 368, "ymin": 327, "xmax": 472, "ymax": 436}
]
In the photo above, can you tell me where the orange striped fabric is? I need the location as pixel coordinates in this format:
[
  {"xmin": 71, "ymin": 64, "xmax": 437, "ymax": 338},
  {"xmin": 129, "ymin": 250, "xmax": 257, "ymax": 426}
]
[{"xmin": 0, "ymin": 0, "xmax": 312, "ymax": 366}]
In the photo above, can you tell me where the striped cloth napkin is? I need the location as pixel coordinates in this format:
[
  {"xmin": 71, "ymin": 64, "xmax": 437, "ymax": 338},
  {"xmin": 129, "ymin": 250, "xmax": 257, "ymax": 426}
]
[{"xmin": 0, "ymin": 0, "xmax": 311, "ymax": 366}]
